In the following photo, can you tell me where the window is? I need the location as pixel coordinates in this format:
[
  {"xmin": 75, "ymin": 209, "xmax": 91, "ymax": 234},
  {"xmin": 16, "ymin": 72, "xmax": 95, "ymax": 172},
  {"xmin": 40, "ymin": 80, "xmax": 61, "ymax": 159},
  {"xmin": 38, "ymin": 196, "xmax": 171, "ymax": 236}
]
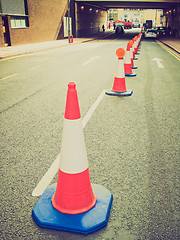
[
  {"xmin": 10, "ymin": 16, "xmax": 29, "ymax": 28},
  {"xmin": 0, "ymin": 0, "xmax": 25, "ymax": 15}
]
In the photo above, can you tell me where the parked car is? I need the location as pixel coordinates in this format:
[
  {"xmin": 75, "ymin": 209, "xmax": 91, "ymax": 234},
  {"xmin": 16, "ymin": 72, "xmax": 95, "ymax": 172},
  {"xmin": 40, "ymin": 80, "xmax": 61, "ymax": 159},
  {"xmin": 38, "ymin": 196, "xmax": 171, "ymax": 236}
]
[
  {"xmin": 145, "ymin": 28, "xmax": 157, "ymax": 38},
  {"xmin": 155, "ymin": 27, "xmax": 167, "ymax": 36},
  {"xmin": 115, "ymin": 20, "xmax": 124, "ymax": 35},
  {"xmin": 132, "ymin": 22, "xmax": 140, "ymax": 28}
]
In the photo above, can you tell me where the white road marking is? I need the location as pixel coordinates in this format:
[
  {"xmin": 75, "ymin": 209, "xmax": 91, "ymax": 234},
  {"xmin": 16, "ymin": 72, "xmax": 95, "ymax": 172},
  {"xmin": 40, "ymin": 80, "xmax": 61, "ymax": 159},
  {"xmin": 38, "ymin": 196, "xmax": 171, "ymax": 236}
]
[
  {"xmin": 152, "ymin": 58, "xmax": 164, "ymax": 69},
  {"xmin": 82, "ymin": 89, "xmax": 105, "ymax": 128},
  {"xmin": 32, "ymin": 154, "xmax": 60, "ymax": 197},
  {"xmin": 0, "ymin": 73, "xmax": 18, "ymax": 81},
  {"xmin": 32, "ymin": 89, "xmax": 105, "ymax": 197},
  {"xmin": 82, "ymin": 56, "xmax": 100, "ymax": 66},
  {"xmin": 30, "ymin": 65, "xmax": 40, "ymax": 70}
]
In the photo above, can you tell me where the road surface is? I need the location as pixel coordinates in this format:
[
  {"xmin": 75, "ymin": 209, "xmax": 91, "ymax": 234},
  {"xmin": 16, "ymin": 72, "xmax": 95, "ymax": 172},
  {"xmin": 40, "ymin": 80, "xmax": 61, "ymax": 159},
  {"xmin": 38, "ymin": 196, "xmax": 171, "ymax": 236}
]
[{"xmin": 0, "ymin": 31, "xmax": 179, "ymax": 240}]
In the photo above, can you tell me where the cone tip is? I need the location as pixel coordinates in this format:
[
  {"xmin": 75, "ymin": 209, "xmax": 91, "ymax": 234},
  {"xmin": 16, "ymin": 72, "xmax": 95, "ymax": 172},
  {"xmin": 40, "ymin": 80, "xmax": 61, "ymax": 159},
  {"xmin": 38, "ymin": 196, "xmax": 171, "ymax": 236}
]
[
  {"xmin": 65, "ymin": 82, "xmax": 81, "ymax": 120},
  {"xmin": 129, "ymin": 41, "xmax": 133, "ymax": 47},
  {"xmin": 68, "ymin": 82, "xmax": 76, "ymax": 89}
]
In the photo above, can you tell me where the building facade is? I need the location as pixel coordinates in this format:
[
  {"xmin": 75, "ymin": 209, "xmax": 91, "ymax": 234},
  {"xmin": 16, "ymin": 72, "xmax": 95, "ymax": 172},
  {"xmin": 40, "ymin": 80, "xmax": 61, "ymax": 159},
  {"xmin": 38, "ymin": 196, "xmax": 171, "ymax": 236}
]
[{"xmin": 0, "ymin": 0, "xmax": 68, "ymax": 47}]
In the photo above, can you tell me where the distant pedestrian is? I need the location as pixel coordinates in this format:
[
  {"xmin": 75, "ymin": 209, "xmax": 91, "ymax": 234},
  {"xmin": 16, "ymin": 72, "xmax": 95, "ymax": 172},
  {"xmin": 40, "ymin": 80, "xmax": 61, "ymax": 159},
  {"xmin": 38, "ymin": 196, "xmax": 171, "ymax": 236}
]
[
  {"xmin": 102, "ymin": 25, "xmax": 105, "ymax": 32},
  {"xmin": 167, "ymin": 25, "xmax": 171, "ymax": 36},
  {"xmin": 113, "ymin": 23, "xmax": 116, "ymax": 30}
]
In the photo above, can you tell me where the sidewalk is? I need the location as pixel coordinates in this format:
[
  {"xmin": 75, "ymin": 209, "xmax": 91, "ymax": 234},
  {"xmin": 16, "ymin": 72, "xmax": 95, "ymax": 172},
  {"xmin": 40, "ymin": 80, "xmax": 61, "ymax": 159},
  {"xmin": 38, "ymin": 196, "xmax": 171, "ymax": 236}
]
[
  {"xmin": 0, "ymin": 35, "xmax": 179, "ymax": 60},
  {"xmin": 158, "ymin": 37, "xmax": 180, "ymax": 54},
  {"xmin": 0, "ymin": 37, "xmax": 95, "ymax": 59}
]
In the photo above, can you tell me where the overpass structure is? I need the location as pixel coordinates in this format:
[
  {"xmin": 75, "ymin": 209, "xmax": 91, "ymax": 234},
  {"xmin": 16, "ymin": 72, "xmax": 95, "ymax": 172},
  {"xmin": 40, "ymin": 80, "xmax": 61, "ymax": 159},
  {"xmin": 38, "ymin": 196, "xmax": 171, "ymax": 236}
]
[
  {"xmin": 74, "ymin": 0, "xmax": 180, "ymax": 37},
  {"xmin": 76, "ymin": 0, "xmax": 180, "ymax": 10}
]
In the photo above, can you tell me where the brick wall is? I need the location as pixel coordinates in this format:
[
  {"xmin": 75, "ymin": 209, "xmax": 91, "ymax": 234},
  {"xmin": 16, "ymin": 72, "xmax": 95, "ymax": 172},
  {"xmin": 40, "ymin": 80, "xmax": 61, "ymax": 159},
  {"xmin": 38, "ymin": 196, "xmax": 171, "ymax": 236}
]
[
  {"xmin": 1, "ymin": 0, "xmax": 68, "ymax": 46},
  {"xmin": 26, "ymin": 0, "xmax": 67, "ymax": 43},
  {"xmin": 0, "ymin": 17, "xmax": 4, "ymax": 46}
]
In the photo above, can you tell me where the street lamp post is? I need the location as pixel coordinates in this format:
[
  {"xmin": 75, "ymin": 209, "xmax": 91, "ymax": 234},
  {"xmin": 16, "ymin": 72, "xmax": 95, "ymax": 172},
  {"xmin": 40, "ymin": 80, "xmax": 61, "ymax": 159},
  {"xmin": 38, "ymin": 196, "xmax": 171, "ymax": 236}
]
[{"xmin": 68, "ymin": 0, "xmax": 70, "ymax": 43}]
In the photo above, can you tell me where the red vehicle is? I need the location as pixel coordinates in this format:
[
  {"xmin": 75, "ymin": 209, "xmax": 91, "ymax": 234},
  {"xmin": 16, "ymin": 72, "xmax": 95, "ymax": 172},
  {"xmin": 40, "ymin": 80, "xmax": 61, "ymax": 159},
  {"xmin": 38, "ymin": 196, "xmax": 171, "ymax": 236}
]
[
  {"xmin": 115, "ymin": 20, "xmax": 124, "ymax": 27},
  {"xmin": 124, "ymin": 21, "xmax": 133, "ymax": 29}
]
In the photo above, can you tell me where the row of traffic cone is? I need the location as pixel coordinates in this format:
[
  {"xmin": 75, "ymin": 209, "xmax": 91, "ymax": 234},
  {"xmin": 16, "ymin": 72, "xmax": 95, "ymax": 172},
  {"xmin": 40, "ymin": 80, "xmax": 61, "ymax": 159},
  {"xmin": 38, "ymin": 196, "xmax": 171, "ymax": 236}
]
[
  {"xmin": 32, "ymin": 33, "xmax": 142, "ymax": 235},
  {"xmin": 106, "ymin": 32, "xmax": 142, "ymax": 96}
]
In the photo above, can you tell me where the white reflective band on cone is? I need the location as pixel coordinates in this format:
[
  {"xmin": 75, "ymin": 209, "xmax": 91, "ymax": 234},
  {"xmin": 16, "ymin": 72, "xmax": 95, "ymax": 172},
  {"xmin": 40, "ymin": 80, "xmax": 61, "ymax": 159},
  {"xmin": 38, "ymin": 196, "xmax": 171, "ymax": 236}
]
[
  {"xmin": 115, "ymin": 59, "xmax": 125, "ymax": 78},
  {"xmin": 125, "ymin": 51, "xmax": 131, "ymax": 64},
  {"xmin": 130, "ymin": 47, "xmax": 133, "ymax": 58},
  {"xmin": 59, "ymin": 118, "xmax": 88, "ymax": 174}
]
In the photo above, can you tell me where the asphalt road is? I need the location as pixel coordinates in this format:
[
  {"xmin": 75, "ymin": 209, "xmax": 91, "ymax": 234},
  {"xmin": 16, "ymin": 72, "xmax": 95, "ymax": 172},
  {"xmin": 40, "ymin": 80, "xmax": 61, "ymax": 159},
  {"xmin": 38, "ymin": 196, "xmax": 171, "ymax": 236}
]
[{"xmin": 0, "ymin": 32, "xmax": 179, "ymax": 240}]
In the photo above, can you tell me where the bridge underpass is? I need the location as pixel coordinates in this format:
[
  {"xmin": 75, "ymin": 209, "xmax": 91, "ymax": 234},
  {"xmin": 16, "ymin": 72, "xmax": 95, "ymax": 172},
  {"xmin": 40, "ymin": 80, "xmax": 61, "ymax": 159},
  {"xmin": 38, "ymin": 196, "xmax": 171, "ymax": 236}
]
[{"xmin": 72, "ymin": 0, "xmax": 180, "ymax": 37}]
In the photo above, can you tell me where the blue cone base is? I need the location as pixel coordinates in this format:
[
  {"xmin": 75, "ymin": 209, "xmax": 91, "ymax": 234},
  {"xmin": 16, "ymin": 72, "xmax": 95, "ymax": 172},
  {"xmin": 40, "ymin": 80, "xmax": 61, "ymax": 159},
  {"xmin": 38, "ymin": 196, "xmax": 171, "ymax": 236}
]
[
  {"xmin": 32, "ymin": 183, "xmax": 113, "ymax": 234},
  {"xmin": 133, "ymin": 57, "xmax": 138, "ymax": 60},
  {"xmin": 105, "ymin": 89, "xmax": 133, "ymax": 96},
  {"xmin": 132, "ymin": 66, "xmax": 138, "ymax": 69},
  {"xmin": 125, "ymin": 73, "xmax": 137, "ymax": 77}
]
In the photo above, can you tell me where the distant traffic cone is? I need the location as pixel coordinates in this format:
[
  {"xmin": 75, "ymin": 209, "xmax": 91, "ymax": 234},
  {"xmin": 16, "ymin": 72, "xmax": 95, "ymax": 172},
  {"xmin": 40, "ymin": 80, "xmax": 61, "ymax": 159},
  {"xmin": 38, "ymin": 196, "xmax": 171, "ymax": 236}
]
[
  {"xmin": 132, "ymin": 38, "xmax": 138, "ymax": 60},
  {"xmin": 129, "ymin": 41, "xmax": 138, "ymax": 69},
  {"xmin": 106, "ymin": 48, "xmax": 133, "ymax": 96},
  {"xmin": 138, "ymin": 33, "xmax": 142, "ymax": 48},
  {"xmin": 32, "ymin": 82, "xmax": 113, "ymax": 234},
  {"xmin": 124, "ymin": 42, "xmax": 136, "ymax": 77},
  {"xmin": 137, "ymin": 33, "xmax": 141, "ymax": 52},
  {"xmin": 71, "ymin": 35, "xmax": 73, "ymax": 43},
  {"xmin": 134, "ymin": 36, "xmax": 140, "ymax": 55}
]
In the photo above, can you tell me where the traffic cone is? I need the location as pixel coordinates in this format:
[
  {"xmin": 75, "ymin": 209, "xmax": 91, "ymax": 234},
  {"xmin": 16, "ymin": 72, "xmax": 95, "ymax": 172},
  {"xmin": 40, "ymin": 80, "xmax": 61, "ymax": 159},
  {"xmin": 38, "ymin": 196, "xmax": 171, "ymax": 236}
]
[
  {"xmin": 138, "ymin": 33, "xmax": 142, "ymax": 46},
  {"xmin": 51, "ymin": 82, "xmax": 96, "ymax": 215},
  {"xmin": 32, "ymin": 82, "xmax": 113, "ymax": 234},
  {"xmin": 129, "ymin": 41, "xmax": 138, "ymax": 69},
  {"xmin": 132, "ymin": 38, "xmax": 138, "ymax": 60},
  {"xmin": 124, "ymin": 42, "xmax": 136, "ymax": 77},
  {"xmin": 106, "ymin": 48, "xmax": 133, "ymax": 96},
  {"xmin": 137, "ymin": 33, "xmax": 141, "ymax": 52},
  {"xmin": 71, "ymin": 35, "xmax": 73, "ymax": 43},
  {"xmin": 134, "ymin": 36, "xmax": 140, "ymax": 55}
]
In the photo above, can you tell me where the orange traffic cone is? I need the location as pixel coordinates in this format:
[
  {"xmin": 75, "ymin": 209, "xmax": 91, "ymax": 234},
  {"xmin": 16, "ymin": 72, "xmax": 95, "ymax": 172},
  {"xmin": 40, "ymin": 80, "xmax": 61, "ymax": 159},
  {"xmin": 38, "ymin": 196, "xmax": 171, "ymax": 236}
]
[
  {"xmin": 135, "ymin": 35, "xmax": 141, "ymax": 54},
  {"xmin": 137, "ymin": 33, "xmax": 142, "ymax": 51},
  {"xmin": 132, "ymin": 38, "xmax": 138, "ymax": 60},
  {"xmin": 32, "ymin": 82, "xmax": 113, "ymax": 234},
  {"xmin": 124, "ymin": 41, "xmax": 137, "ymax": 77},
  {"xmin": 129, "ymin": 41, "xmax": 138, "ymax": 69},
  {"xmin": 106, "ymin": 48, "xmax": 133, "ymax": 96},
  {"xmin": 51, "ymin": 82, "xmax": 97, "ymax": 214},
  {"xmin": 134, "ymin": 36, "xmax": 139, "ymax": 54}
]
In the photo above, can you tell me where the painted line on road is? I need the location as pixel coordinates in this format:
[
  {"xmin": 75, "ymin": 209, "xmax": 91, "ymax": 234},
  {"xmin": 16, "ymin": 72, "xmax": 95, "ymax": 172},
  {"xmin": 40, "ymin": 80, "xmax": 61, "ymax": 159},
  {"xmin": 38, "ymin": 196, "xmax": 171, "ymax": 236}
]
[
  {"xmin": 32, "ymin": 89, "xmax": 106, "ymax": 197},
  {"xmin": 82, "ymin": 56, "xmax": 100, "ymax": 66},
  {"xmin": 30, "ymin": 65, "xmax": 40, "ymax": 70},
  {"xmin": 152, "ymin": 58, "xmax": 164, "ymax": 69},
  {"xmin": 82, "ymin": 89, "xmax": 105, "ymax": 128},
  {"xmin": 0, "ymin": 73, "xmax": 18, "ymax": 81}
]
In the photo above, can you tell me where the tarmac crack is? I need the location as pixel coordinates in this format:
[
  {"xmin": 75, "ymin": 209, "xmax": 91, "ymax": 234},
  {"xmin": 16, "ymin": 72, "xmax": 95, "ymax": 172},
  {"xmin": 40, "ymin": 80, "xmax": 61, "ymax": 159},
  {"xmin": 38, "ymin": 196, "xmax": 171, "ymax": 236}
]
[{"xmin": 0, "ymin": 88, "xmax": 42, "ymax": 114}]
